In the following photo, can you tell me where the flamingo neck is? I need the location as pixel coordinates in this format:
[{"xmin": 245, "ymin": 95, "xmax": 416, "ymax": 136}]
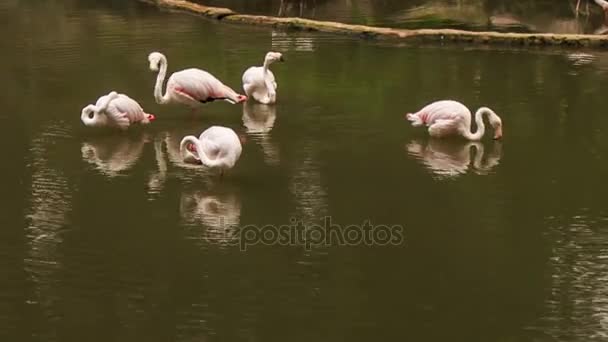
[
  {"xmin": 262, "ymin": 59, "xmax": 275, "ymax": 103},
  {"xmin": 154, "ymin": 55, "xmax": 170, "ymax": 104},
  {"xmin": 80, "ymin": 92, "xmax": 115, "ymax": 127},
  {"xmin": 180, "ymin": 136, "xmax": 223, "ymax": 168},
  {"xmin": 221, "ymin": 85, "xmax": 244, "ymax": 104},
  {"xmin": 463, "ymin": 108, "xmax": 492, "ymax": 141},
  {"xmin": 179, "ymin": 135, "xmax": 202, "ymax": 164},
  {"xmin": 263, "ymin": 58, "xmax": 271, "ymax": 74}
]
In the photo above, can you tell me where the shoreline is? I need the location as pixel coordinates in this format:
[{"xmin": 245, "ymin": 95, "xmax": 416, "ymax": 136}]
[{"xmin": 142, "ymin": 0, "xmax": 608, "ymax": 49}]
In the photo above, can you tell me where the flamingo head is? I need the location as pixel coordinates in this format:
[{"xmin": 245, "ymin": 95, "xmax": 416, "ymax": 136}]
[
  {"xmin": 489, "ymin": 114, "xmax": 503, "ymax": 140},
  {"xmin": 493, "ymin": 125, "xmax": 503, "ymax": 140},
  {"xmin": 185, "ymin": 143, "xmax": 202, "ymax": 165},
  {"xmin": 236, "ymin": 94, "xmax": 248, "ymax": 103},
  {"xmin": 265, "ymin": 52, "xmax": 284, "ymax": 64},
  {"xmin": 148, "ymin": 52, "xmax": 165, "ymax": 71},
  {"xmin": 142, "ymin": 113, "xmax": 156, "ymax": 124},
  {"xmin": 186, "ymin": 143, "xmax": 197, "ymax": 153}
]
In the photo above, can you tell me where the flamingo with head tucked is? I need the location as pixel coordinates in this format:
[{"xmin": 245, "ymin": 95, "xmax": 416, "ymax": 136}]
[
  {"xmin": 179, "ymin": 126, "xmax": 243, "ymax": 177},
  {"xmin": 242, "ymin": 52, "xmax": 284, "ymax": 104},
  {"xmin": 81, "ymin": 91, "xmax": 155, "ymax": 129},
  {"xmin": 148, "ymin": 52, "xmax": 247, "ymax": 109},
  {"xmin": 405, "ymin": 100, "xmax": 503, "ymax": 140}
]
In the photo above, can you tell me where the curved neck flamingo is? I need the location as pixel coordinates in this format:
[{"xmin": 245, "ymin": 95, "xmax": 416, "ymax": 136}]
[
  {"xmin": 262, "ymin": 54, "xmax": 279, "ymax": 102},
  {"xmin": 151, "ymin": 53, "xmax": 171, "ymax": 105},
  {"xmin": 81, "ymin": 91, "xmax": 118, "ymax": 127},
  {"xmin": 179, "ymin": 135, "xmax": 223, "ymax": 168},
  {"xmin": 463, "ymin": 107, "xmax": 502, "ymax": 141}
]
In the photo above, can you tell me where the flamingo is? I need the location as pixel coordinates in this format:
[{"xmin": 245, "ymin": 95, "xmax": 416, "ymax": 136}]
[
  {"xmin": 148, "ymin": 52, "xmax": 247, "ymax": 109},
  {"xmin": 179, "ymin": 126, "xmax": 243, "ymax": 177},
  {"xmin": 242, "ymin": 52, "xmax": 284, "ymax": 104},
  {"xmin": 81, "ymin": 91, "xmax": 155, "ymax": 129},
  {"xmin": 405, "ymin": 100, "xmax": 503, "ymax": 140}
]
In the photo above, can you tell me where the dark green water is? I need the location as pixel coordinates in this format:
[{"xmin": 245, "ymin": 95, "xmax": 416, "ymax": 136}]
[
  {"xmin": 202, "ymin": 0, "xmax": 608, "ymax": 34},
  {"xmin": 2, "ymin": 1, "xmax": 608, "ymax": 341}
]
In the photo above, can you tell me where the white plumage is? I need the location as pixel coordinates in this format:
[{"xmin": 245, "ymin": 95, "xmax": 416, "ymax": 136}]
[
  {"xmin": 81, "ymin": 91, "xmax": 155, "ymax": 129},
  {"xmin": 148, "ymin": 52, "xmax": 247, "ymax": 108},
  {"xmin": 406, "ymin": 100, "xmax": 503, "ymax": 140},
  {"xmin": 242, "ymin": 52, "xmax": 284, "ymax": 104},
  {"xmin": 179, "ymin": 126, "xmax": 243, "ymax": 176}
]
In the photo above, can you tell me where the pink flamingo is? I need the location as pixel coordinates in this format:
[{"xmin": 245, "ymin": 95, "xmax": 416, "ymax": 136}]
[
  {"xmin": 405, "ymin": 100, "xmax": 503, "ymax": 140},
  {"xmin": 81, "ymin": 91, "xmax": 155, "ymax": 130},
  {"xmin": 148, "ymin": 52, "xmax": 247, "ymax": 109},
  {"xmin": 179, "ymin": 126, "xmax": 243, "ymax": 177}
]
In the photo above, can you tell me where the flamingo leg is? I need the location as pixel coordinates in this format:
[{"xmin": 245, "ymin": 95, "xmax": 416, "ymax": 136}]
[{"xmin": 189, "ymin": 107, "xmax": 199, "ymax": 123}]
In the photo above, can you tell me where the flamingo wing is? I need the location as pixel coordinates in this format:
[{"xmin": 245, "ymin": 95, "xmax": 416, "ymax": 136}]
[
  {"xmin": 114, "ymin": 96, "xmax": 146, "ymax": 121},
  {"xmin": 266, "ymin": 70, "xmax": 277, "ymax": 90},
  {"xmin": 103, "ymin": 100, "xmax": 131, "ymax": 130},
  {"xmin": 200, "ymin": 138, "xmax": 221, "ymax": 160},
  {"xmin": 242, "ymin": 67, "xmax": 266, "ymax": 98},
  {"xmin": 173, "ymin": 69, "xmax": 227, "ymax": 103},
  {"xmin": 242, "ymin": 67, "xmax": 261, "ymax": 87}
]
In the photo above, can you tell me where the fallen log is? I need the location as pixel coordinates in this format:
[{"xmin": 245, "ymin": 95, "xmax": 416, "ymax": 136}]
[{"xmin": 142, "ymin": 0, "xmax": 608, "ymax": 49}]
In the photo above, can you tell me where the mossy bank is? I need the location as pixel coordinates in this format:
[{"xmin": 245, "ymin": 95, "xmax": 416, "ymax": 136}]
[{"xmin": 142, "ymin": 0, "xmax": 608, "ymax": 49}]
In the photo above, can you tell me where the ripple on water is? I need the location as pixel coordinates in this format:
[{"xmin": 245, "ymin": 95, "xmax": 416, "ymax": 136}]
[
  {"xmin": 531, "ymin": 212, "xmax": 608, "ymax": 341},
  {"xmin": 179, "ymin": 186, "xmax": 242, "ymax": 248},
  {"xmin": 81, "ymin": 133, "xmax": 148, "ymax": 178},
  {"xmin": 24, "ymin": 124, "xmax": 75, "ymax": 335}
]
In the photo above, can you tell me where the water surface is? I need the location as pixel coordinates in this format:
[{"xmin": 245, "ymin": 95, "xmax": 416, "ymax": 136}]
[
  {"xmin": 201, "ymin": 0, "xmax": 608, "ymax": 34},
  {"xmin": 2, "ymin": 1, "xmax": 608, "ymax": 341}
]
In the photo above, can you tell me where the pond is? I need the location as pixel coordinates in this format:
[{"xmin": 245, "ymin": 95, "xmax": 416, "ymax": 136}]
[
  {"xmin": 2, "ymin": 0, "xmax": 608, "ymax": 341},
  {"xmin": 201, "ymin": 0, "xmax": 608, "ymax": 34}
]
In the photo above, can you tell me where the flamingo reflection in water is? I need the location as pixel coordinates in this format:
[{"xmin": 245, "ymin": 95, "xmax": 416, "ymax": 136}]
[
  {"xmin": 180, "ymin": 187, "xmax": 242, "ymax": 246},
  {"xmin": 406, "ymin": 140, "xmax": 502, "ymax": 178},
  {"xmin": 147, "ymin": 129, "xmax": 218, "ymax": 193},
  {"xmin": 81, "ymin": 133, "xmax": 150, "ymax": 177},
  {"xmin": 148, "ymin": 125, "xmax": 242, "ymax": 192},
  {"xmin": 242, "ymin": 103, "xmax": 280, "ymax": 166},
  {"xmin": 271, "ymin": 30, "xmax": 315, "ymax": 52}
]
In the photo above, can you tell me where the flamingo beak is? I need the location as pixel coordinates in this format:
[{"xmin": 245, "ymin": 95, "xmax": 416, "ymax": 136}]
[
  {"xmin": 147, "ymin": 113, "xmax": 156, "ymax": 122},
  {"xmin": 187, "ymin": 143, "xmax": 197, "ymax": 152},
  {"xmin": 493, "ymin": 126, "xmax": 503, "ymax": 140},
  {"xmin": 238, "ymin": 95, "xmax": 248, "ymax": 103},
  {"xmin": 239, "ymin": 134, "xmax": 247, "ymax": 144}
]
